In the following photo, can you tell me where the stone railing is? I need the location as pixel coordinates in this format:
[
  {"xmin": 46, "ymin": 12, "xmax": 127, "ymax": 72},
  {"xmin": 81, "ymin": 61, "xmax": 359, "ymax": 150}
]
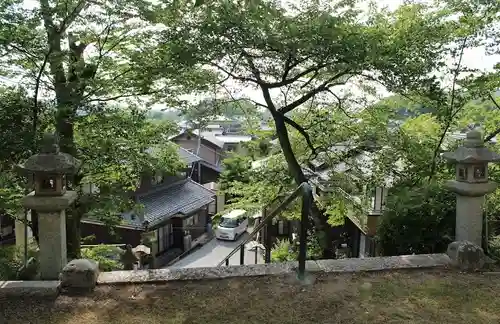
[{"xmin": 0, "ymin": 253, "xmax": 452, "ymax": 297}]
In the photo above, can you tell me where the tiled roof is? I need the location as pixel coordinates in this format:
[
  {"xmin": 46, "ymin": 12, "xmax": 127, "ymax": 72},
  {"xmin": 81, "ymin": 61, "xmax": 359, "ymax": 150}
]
[
  {"xmin": 178, "ymin": 147, "xmax": 202, "ymax": 165},
  {"xmin": 122, "ymin": 179, "xmax": 215, "ymax": 228},
  {"xmin": 169, "ymin": 130, "xmax": 225, "ymax": 148},
  {"xmin": 139, "ymin": 179, "xmax": 215, "ymax": 227}
]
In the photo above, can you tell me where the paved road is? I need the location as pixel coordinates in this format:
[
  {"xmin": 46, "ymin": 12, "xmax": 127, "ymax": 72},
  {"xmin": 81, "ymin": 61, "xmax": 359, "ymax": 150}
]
[{"xmin": 168, "ymin": 232, "xmax": 265, "ymax": 268}]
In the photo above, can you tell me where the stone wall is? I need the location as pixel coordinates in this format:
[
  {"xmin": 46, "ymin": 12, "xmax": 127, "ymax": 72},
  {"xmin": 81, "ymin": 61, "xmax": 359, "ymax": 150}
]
[{"xmin": 0, "ymin": 253, "xmax": 452, "ymax": 297}]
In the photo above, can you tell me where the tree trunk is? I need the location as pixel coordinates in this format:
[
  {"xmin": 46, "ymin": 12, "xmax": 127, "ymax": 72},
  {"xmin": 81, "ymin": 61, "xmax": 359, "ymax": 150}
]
[
  {"xmin": 55, "ymin": 93, "xmax": 81, "ymax": 259},
  {"xmin": 41, "ymin": 0, "xmax": 88, "ymax": 259},
  {"xmin": 272, "ymin": 113, "xmax": 336, "ymax": 259}
]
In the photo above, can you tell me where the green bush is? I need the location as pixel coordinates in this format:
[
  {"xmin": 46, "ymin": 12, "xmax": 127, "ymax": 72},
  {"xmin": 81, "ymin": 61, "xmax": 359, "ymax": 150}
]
[
  {"xmin": 488, "ymin": 235, "xmax": 500, "ymax": 261},
  {"xmin": 81, "ymin": 245, "xmax": 124, "ymax": 271},
  {"xmin": 271, "ymin": 239, "xmax": 297, "ymax": 262},
  {"xmin": 376, "ymin": 182, "xmax": 455, "ymax": 256},
  {"xmin": 0, "ymin": 244, "xmax": 38, "ymax": 280}
]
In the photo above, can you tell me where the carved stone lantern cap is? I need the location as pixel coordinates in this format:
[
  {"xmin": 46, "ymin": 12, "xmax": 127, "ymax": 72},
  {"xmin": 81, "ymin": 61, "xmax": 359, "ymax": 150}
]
[
  {"xmin": 17, "ymin": 133, "xmax": 81, "ymax": 175},
  {"xmin": 442, "ymin": 130, "xmax": 500, "ymax": 164}
]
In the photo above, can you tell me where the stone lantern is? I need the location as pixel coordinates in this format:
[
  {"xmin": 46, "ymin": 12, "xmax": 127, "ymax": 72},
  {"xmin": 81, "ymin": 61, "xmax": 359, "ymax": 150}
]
[
  {"xmin": 18, "ymin": 133, "xmax": 81, "ymax": 280},
  {"xmin": 443, "ymin": 130, "xmax": 500, "ymax": 246}
]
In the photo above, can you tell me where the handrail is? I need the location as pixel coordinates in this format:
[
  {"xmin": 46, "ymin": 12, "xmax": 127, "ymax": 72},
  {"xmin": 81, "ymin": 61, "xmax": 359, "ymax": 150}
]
[{"xmin": 217, "ymin": 182, "xmax": 313, "ymax": 279}]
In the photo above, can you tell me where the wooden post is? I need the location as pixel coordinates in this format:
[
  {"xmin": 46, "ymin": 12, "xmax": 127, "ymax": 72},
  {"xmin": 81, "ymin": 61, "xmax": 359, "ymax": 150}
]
[{"xmin": 265, "ymin": 214, "xmax": 272, "ymax": 263}]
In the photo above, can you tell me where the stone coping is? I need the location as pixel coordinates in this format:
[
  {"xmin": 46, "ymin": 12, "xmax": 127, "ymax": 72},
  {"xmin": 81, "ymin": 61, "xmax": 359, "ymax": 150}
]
[
  {"xmin": 97, "ymin": 253, "xmax": 452, "ymax": 285},
  {"xmin": 0, "ymin": 280, "xmax": 60, "ymax": 298},
  {"xmin": 0, "ymin": 254, "xmax": 452, "ymax": 296}
]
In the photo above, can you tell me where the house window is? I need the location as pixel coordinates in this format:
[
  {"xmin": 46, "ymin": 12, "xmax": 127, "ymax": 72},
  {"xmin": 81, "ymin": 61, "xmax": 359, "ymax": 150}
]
[{"xmin": 184, "ymin": 216, "xmax": 194, "ymax": 227}]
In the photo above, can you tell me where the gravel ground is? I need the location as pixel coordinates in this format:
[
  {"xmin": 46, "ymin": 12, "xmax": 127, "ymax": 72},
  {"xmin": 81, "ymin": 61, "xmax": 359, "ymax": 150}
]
[{"xmin": 2, "ymin": 269, "xmax": 500, "ymax": 324}]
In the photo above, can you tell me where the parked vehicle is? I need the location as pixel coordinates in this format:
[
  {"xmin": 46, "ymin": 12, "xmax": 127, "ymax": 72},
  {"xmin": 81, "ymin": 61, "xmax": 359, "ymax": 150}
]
[{"xmin": 215, "ymin": 209, "xmax": 248, "ymax": 241}]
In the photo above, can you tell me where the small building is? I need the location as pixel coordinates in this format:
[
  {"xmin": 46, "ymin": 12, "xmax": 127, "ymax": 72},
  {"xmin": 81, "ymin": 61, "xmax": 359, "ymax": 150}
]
[
  {"xmin": 81, "ymin": 178, "xmax": 215, "ymax": 267},
  {"xmin": 170, "ymin": 131, "xmax": 224, "ymax": 183}
]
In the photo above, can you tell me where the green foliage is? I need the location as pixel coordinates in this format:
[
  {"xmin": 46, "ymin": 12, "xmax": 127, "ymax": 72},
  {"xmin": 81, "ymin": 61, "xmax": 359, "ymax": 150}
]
[
  {"xmin": 271, "ymin": 239, "xmax": 297, "ymax": 263},
  {"xmin": 219, "ymin": 154, "xmax": 252, "ymax": 190},
  {"xmin": 81, "ymin": 245, "xmax": 124, "ymax": 272},
  {"xmin": 76, "ymin": 106, "xmax": 183, "ymax": 225},
  {"xmin": 377, "ymin": 182, "xmax": 456, "ymax": 256},
  {"xmin": 0, "ymin": 244, "xmax": 38, "ymax": 280},
  {"xmin": 223, "ymin": 154, "xmax": 294, "ymax": 212},
  {"xmin": 488, "ymin": 235, "xmax": 500, "ymax": 262}
]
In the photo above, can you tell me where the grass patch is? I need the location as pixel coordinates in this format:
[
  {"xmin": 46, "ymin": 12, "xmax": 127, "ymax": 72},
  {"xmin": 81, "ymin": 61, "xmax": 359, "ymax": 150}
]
[{"xmin": 2, "ymin": 269, "xmax": 500, "ymax": 324}]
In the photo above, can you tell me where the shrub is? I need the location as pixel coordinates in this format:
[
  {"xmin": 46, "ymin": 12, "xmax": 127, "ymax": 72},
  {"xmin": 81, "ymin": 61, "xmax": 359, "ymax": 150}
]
[
  {"xmin": 81, "ymin": 245, "xmax": 124, "ymax": 271},
  {"xmin": 271, "ymin": 239, "xmax": 297, "ymax": 262},
  {"xmin": 376, "ymin": 182, "xmax": 455, "ymax": 256},
  {"xmin": 0, "ymin": 244, "xmax": 38, "ymax": 280},
  {"xmin": 488, "ymin": 235, "xmax": 500, "ymax": 261}
]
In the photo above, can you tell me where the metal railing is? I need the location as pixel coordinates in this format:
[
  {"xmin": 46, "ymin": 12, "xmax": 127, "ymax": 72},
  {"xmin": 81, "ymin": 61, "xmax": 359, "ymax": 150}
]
[{"xmin": 217, "ymin": 182, "xmax": 313, "ymax": 279}]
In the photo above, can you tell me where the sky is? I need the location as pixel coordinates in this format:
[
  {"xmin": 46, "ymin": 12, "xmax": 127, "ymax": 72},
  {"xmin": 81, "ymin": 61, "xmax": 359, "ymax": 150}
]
[
  {"xmin": 158, "ymin": 0, "xmax": 500, "ymax": 110},
  {"xmin": 7, "ymin": 0, "xmax": 500, "ymax": 110}
]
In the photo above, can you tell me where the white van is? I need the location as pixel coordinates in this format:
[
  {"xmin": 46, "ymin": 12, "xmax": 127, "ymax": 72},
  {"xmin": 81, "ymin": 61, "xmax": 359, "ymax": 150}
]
[{"xmin": 215, "ymin": 209, "xmax": 249, "ymax": 241}]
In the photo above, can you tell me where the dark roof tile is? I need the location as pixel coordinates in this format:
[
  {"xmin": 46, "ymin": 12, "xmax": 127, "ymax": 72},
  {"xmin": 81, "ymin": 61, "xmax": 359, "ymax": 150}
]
[{"xmin": 136, "ymin": 179, "xmax": 215, "ymax": 227}]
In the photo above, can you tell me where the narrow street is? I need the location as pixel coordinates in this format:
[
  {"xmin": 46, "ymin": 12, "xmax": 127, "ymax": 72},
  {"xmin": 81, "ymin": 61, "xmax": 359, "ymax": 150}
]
[{"xmin": 168, "ymin": 232, "xmax": 265, "ymax": 268}]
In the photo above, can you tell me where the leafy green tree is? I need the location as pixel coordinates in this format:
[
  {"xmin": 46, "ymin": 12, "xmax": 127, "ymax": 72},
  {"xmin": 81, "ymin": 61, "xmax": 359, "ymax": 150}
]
[
  {"xmin": 0, "ymin": 0, "xmax": 210, "ymax": 256},
  {"xmin": 376, "ymin": 182, "xmax": 456, "ymax": 256},
  {"xmin": 219, "ymin": 154, "xmax": 252, "ymax": 191},
  {"xmin": 72, "ymin": 106, "xmax": 183, "ymax": 253},
  {"xmin": 156, "ymin": 0, "xmax": 472, "ymax": 257}
]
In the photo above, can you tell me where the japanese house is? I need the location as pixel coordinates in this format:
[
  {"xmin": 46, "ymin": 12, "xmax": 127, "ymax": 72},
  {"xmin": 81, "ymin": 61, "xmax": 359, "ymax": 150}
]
[
  {"xmin": 80, "ymin": 146, "xmax": 217, "ymax": 267},
  {"xmin": 170, "ymin": 130, "xmax": 224, "ymax": 183},
  {"xmin": 81, "ymin": 177, "xmax": 215, "ymax": 267}
]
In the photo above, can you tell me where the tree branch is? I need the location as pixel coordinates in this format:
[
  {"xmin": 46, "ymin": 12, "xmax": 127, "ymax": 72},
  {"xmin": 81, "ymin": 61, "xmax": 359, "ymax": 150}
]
[
  {"xmin": 40, "ymin": 0, "xmax": 67, "ymax": 91},
  {"xmin": 278, "ymin": 70, "xmax": 351, "ymax": 114},
  {"xmin": 484, "ymin": 93, "xmax": 500, "ymax": 142},
  {"xmin": 210, "ymin": 62, "xmax": 259, "ymax": 84},
  {"xmin": 326, "ymin": 89, "xmax": 353, "ymax": 118},
  {"xmin": 281, "ymin": 113, "xmax": 318, "ymax": 158},
  {"xmin": 33, "ymin": 48, "xmax": 52, "ymax": 149},
  {"xmin": 86, "ymin": 90, "xmax": 163, "ymax": 103},
  {"xmin": 428, "ymin": 37, "xmax": 468, "ymax": 181},
  {"xmin": 58, "ymin": 0, "xmax": 88, "ymax": 33},
  {"xmin": 266, "ymin": 64, "xmax": 328, "ymax": 88}
]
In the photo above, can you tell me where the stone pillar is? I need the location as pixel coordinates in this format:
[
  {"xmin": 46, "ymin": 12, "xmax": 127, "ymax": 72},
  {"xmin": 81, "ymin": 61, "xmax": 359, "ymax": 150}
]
[
  {"xmin": 216, "ymin": 192, "xmax": 225, "ymax": 213},
  {"xmin": 456, "ymin": 195, "xmax": 484, "ymax": 246},
  {"xmin": 37, "ymin": 211, "xmax": 67, "ymax": 279}
]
